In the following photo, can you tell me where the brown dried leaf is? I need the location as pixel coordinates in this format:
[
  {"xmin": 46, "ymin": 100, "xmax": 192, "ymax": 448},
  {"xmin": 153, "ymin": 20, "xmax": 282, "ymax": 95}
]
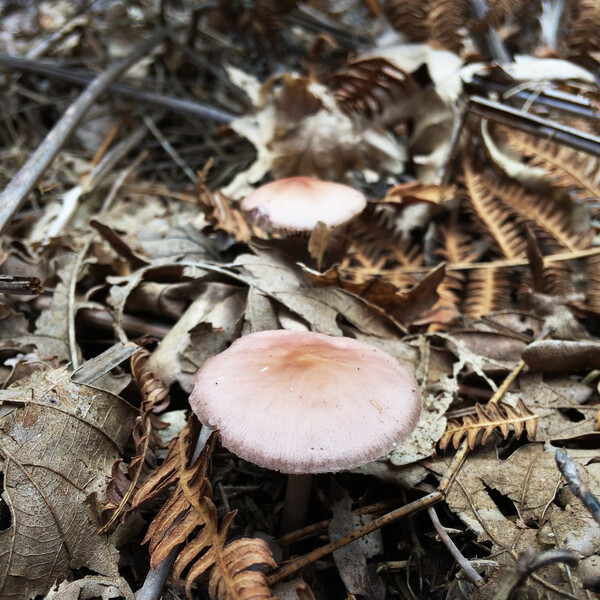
[
  {"xmin": 463, "ymin": 267, "xmax": 513, "ymax": 319},
  {"xmin": 0, "ymin": 366, "xmax": 138, "ymax": 600},
  {"xmin": 562, "ymin": 0, "xmax": 600, "ymax": 59},
  {"xmin": 439, "ymin": 398, "xmax": 538, "ymax": 451},
  {"xmin": 133, "ymin": 423, "xmax": 272, "ymax": 599},
  {"xmin": 234, "ymin": 247, "xmax": 398, "ymax": 337},
  {"xmin": 482, "ymin": 171, "xmax": 592, "ymax": 252},
  {"xmin": 198, "ymin": 184, "xmax": 265, "ymax": 243},
  {"xmin": 381, "ymin": 181, "xmax": 457, "ymax": 205},
  {"xmin": 223, "ymin": 72, "xmax": 405, "ymax": 196},
  {"xmin": 428, "ymin": 444, "xmax": 600, "ymax": 596},
  {"xmin": 383, "ymin": 0, "xmax": 431, "ymax": 41},
  {"xmin": 428, "ymin": 0, "xmax": 470, "ymax": 53},
  {"xmin": 135, "ymin": 425, "xmax": 227, "ymax": 591},
  {"xmin": 147, "ymin": 282, "xmax": 246, "ymax": 392}
]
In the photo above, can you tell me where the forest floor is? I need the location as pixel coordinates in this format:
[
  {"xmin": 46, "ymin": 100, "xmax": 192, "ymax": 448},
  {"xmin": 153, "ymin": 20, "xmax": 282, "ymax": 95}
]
[{"xmin": 1, "ymin": 1, "xmax": 600, "ymax": 599}]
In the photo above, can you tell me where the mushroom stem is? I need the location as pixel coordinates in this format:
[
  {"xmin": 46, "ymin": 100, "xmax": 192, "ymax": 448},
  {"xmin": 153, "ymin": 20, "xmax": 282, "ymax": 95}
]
[{"xmin": 279, "ymin": 474, "xmax": 313, "ymax": 534}]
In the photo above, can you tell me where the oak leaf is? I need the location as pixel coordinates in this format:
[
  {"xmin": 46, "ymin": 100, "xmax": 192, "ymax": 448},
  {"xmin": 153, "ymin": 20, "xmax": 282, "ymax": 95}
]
[{"xmin": 0, "ymin": 366, "xmax": 138, "ymax": 600}]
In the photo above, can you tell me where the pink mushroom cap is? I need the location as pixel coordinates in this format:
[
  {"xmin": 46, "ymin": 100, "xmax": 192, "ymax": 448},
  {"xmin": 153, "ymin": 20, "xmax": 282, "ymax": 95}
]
[
  {"xmin": 189, "ymin": 330, "xmax": 422, "ymax": 474},
  {"xmin": 240, "ymin": 176, "xmax": 367, "ymax": 232}
]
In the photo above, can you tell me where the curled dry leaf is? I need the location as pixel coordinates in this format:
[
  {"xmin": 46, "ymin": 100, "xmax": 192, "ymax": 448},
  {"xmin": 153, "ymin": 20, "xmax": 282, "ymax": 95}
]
[
  {"xmin": 43, "ymin": 576, "xmax": 133, "ymax": 600},
  {"xmin": 0, "ymin": 365, "xmax": 138, "ymax": 600},
  {"xmin": 222, "ymin": 72, "xmax": 406, "ymax": 197}
]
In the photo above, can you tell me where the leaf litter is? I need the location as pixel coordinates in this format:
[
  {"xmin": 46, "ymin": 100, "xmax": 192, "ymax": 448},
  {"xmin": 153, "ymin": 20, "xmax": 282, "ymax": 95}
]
[{"xmin": 1, "ymin": 1, "xmax": 600, "ymax": 598}]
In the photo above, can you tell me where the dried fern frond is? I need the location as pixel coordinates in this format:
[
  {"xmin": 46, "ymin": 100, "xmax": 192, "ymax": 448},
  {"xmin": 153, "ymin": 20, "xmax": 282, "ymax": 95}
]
[
  {"xmin": 583, "ymin": 255, "xmax": 600, "ymax": 313},
  {"xmin": 254, "ymin": 0, "xmax": 299, "ymax": 34},
  {"xmin": 482, "ymin": 171, "xmax": 592, "ymax": 251},
  {"xmin": 463, "ymin": 267, "xmax": 513, "ymax": 318},
  {"xmin": 521, "ymin": 260, "xmax": 576, "ymax": 299},
  {"xmin": 420, "ymin": 214, "xmax": 477, "ymax": 329},
  {"xmin": 331, "ymin": 57, "xmax": 413, "ymax": 118},
  {"xmin": 428, "ymin": 0, "xmax": 470, "ymax": 53},
  {"xmin": 505, "ymin": 129, "xmax": 600, "ymax": 205},
  {"xmin": 101, "ymin": 348, "xmax": 170, "ymax": 531},
  {"xmin": 439, "ymin": 398, "xmax": 538, "ymax": 451},
  {"xmin": 562, "ymin": 0, "xmax": 600, "ymax": 59},
  {"xmin": 481, "ymin": 0, "xmax": 524, "ymax": 27},
  {"xmin": 338, "ymin": 207, "xmax": 424, "ymax": 287},
  {"xmin": 383, "ymin": 0, "xmax": 431, "ymax": 41},
  {"xmin": 209, "ymin": 538, "xmax": 277, "ymax": 600},
  {"xmin": 132, "ymin": 422, "xmax": 232, "ymax": 597},
  {"xmin": 463, "ymin": 161, "xmax": 527, "ymax": 259}
]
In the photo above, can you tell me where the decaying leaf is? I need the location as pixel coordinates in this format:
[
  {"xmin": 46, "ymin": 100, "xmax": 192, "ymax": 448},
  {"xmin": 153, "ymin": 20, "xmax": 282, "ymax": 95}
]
[
  {"xmin": 222, "ymin": 72, "xmax": 406, "ymax": 198},
  {"xmin": 148, "ymin": 282, "xmax": 246, "ymax": 391},
  {"xmin": 0, "ymin": 366, "xmax": 137, "ymax": 600},
  {"xmin": 43, "ymin": 576, "xmax": 133, "ymax": 600},
  {"xmin": 428, "ymin": 443, "xmax": 600, "ymax": 596}
]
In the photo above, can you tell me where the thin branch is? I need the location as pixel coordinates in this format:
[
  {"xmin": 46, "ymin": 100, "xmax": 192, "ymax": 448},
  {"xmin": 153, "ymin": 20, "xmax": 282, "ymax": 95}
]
[
  {"xmin": 0, "ymin": 29, "xmax": 165, "ymax": 234},
  {"xmin": 555, "ymin": 449, "xmax": 600, "ymax": 526},
  {"xmin": 428, "ymin": 506, "xmax": 483, "ymax": 586},
  {"xmin": 267, "ymin": 491, "xmax": 443, "ymax": 585},
  {"xmin": 0, "ymin": 53, "xmax": 235, "ymax": 124},
  {"xmin": 467, "ymin": 96, "xmax": 600, "ymax": 157}
]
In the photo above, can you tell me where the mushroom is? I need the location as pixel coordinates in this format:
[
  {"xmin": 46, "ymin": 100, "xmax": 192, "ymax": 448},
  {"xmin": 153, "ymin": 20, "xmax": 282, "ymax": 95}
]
[
  {"xmin": 240, "ymin": 176, "xmax": 367, "ymax": 233},
  {"xmin": 189, "ymin": 330, "xmax": 421, "ymax": 533}
]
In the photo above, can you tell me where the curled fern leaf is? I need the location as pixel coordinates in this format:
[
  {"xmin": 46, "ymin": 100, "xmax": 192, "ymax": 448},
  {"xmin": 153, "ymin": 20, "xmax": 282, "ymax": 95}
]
[
  {"xmin": 209, "ymin": 538, "xmax": 277, "ymax": 600},
  {"xmin": 439, "ymin": 398, "xmax": 538, "ymax": 451}
]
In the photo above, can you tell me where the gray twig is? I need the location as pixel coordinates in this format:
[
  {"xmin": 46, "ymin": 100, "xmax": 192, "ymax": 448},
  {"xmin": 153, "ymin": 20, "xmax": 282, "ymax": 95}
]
[
  {"xmin": 556, "ymin": 449, "xmax": 600, "ymax": 526},
  {"xmin": 0, "ymin": 53, "xmax": 236, "ymax": 123},
  {"xmin": 428, "ymin": 506, "xmax": 483, "ymax": 586},
  {"xmin": 0, "ymin": 29, "xmax": 165, "ymax": 234}
]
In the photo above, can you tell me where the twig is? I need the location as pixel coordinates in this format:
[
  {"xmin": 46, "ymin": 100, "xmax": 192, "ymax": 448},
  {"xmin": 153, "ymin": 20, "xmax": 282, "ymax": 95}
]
[
  {"xmin": 0, "ymin": 275, "xmax": 43, "ymax": 295},
  {"xmin": 0, "ymin": 53, "xmax": 236, "ymax": 123},
  {"xmin": 135, "ymin": 546, "xmax": 179, "ymax": 600},
  {"xmin": 0, "ymin": 29, "xmax": 165, "ymax": 234},
  {"xmin": 492, "ymin": 546, "xmax": 579, "ymax": 600},
  {"xmin": 467, "ymin": 95, "xmax": 600, "ymax": 156},
  {"xmin": 555, "ymin": 449, "xmax": 600, "ymax": 526},
  {"xmin": 142, "ymin": 115, "xmax": 197, "ymax": 183},
  {"xmin": 266, "ymin": 491, "xmax": 443, "ymax": 585},
  {"xmin": 278, "ymin": 497, "xmax": 402, "ymax": 545},
  {"xmin": 466, "ymin": 76, "xmax": 599, "ymax": 121},
  {"xmin": 428, "ymin": 506, "xmax": 483, "ymax": 586}
]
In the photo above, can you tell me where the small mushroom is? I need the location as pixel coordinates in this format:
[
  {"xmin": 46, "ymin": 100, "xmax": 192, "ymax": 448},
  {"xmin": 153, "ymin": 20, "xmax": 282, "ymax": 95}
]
[
  {"xmin": 240, "ymin": 176, "xmax": 367, "ymax": 233},
  {"xmin": 189, "ymin": 330, "xmax": 421, "ymax": 532}
]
